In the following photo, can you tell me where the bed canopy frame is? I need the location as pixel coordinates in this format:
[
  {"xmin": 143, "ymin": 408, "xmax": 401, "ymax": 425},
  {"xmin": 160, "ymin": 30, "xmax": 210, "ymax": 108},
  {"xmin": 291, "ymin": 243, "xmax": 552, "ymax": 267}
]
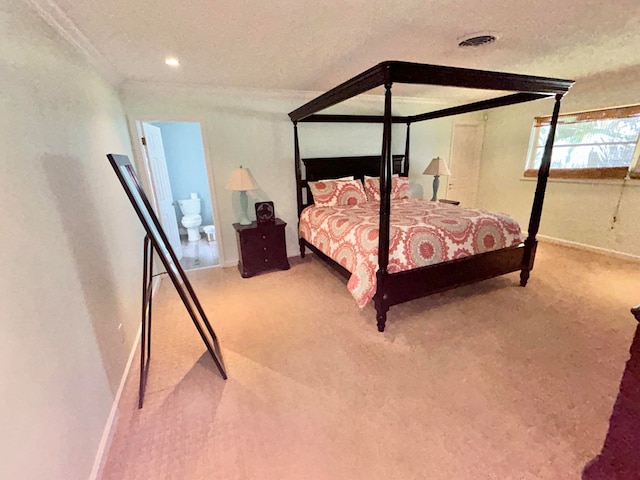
[{"xmin": 289, "ymin": 61, "xmax": 574, "ymax": 332}]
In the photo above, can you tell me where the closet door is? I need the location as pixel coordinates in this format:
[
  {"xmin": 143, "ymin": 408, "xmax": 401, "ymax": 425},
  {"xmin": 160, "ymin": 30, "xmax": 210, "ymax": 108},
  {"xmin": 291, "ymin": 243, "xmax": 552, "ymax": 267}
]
[{"xmin": 446, "ymin": 122, "xmax": 484, "ymax": 207}]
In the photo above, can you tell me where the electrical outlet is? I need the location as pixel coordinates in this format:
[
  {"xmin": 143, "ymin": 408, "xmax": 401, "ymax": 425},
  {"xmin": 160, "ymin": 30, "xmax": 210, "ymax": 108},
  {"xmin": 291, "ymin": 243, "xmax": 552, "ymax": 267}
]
[{"xmin": 117, "ymin": 323, "xmax": 125, "ymax": 344}]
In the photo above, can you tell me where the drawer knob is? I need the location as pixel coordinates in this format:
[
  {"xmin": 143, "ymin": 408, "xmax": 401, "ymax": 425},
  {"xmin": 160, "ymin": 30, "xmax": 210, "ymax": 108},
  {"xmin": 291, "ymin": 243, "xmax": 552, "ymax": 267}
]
[
  {"xmin": 264, "ymin": 258, "xmax": 269, "ymax": 263},
  {"xmin": 262, "ymin": 235, "xmax": 267, "ymax": 240},
  {"xmin": 263, "ymin": 247, "xmax": 267, "ymax": 251}
]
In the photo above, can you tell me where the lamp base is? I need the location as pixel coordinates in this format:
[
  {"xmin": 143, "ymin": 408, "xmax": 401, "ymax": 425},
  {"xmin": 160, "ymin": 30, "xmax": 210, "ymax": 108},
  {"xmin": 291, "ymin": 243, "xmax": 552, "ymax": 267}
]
[
  {"xmin": 431, "ymin": 175, "xmax": 440, "ymax": 201},
  {"xmin": 239, "ymin": 190, "xmax": 251, "ymax": 225}
]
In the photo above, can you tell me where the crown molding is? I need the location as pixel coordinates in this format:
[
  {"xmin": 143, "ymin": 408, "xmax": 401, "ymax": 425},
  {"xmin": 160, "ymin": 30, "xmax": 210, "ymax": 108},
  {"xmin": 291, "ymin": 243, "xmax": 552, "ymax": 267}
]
[
  {"xmin": 121, "ymin": 80, "xmax": 328, "ymax": 100},
  {"xmin": 120, "ymin": 80, "xmax": 450, "ymax": 107},
  {"xmin": 21, "ymin": 0, "xmax": 451, "ymax": 105},
  {"xmin": 24, "ymin": 0, "xmax": 123, "ymax": 86}
]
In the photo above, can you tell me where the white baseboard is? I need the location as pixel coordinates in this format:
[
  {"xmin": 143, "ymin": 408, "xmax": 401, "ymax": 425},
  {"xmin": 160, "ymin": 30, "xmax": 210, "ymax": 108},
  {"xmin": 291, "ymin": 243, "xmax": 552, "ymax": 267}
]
[
  {"xmin": 88, "ymin": 276, "xmax": 162, "ymax": 480},
  {"xmin": 537, "ymin": 234, "xmax": 640, "ymax": 263}
]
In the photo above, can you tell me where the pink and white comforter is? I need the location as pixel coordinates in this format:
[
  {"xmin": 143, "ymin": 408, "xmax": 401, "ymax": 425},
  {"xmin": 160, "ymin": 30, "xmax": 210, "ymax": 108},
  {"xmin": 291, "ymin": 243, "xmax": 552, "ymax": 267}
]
[{"xmin": 299, "ymin": 199, "xmax": 523, "ymax": 307}]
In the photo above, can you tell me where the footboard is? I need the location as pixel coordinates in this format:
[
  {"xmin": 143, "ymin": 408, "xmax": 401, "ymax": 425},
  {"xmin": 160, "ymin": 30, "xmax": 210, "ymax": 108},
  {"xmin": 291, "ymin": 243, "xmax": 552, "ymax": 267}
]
[{"xmin": 373, "ymin": 245, "xmax": 527, "ymax": 331}]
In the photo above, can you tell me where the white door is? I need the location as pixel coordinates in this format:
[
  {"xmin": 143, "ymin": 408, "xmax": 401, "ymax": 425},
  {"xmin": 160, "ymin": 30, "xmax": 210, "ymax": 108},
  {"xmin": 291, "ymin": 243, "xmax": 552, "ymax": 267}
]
[
  {"xmin": 141, "ymin": 123, "xmax": 183, "ymax": 260},
  {"xmin": 446, "ymin": 123, "xmax": 485, "ymax": 208}
]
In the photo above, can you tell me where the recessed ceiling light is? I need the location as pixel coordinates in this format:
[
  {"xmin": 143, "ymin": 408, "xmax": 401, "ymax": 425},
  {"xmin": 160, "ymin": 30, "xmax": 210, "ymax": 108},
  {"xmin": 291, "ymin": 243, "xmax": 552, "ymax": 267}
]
[
  {"xmin": 165, "ymin": 57, "xmax": 180, "ymax": 67},
  {"xmin": 458, "ymin": 33, "xmax": 499, "ymax": 48}
]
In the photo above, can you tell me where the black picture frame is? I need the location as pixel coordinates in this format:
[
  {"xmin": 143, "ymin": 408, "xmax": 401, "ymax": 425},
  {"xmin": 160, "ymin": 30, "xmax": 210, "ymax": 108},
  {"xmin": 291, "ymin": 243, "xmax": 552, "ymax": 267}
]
[
  {"xmin": 106, "ymin": 154, "xmax": 226, "ymax": 407},
  {"xmin": 255, "ymin": 201, "xmax": 275, "ymax": 224}
]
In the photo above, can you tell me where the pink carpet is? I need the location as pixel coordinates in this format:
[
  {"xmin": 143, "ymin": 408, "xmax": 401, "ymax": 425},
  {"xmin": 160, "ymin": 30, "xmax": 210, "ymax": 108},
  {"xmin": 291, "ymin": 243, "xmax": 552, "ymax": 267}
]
[{"xmin": 101, "ymin": 243, "xmax": 639, "ymax": 479}]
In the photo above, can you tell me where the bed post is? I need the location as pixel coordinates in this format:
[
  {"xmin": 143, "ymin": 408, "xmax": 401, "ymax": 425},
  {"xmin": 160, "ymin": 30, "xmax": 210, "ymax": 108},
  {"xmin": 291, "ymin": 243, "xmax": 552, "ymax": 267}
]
[
  {"xmin": 520, "ymin": 93, "xmax": 563, "ymax": 286},
  {"xmin": 293, "ymin": 121, "xmax": 305, "ymax": 258},
  {"xmin": 375, "ymin": 79, "xmax": 393, "ymax": 332},
  {"xmin": 403, "ymin": 122, "xmax": 411, "ymax": 176}
]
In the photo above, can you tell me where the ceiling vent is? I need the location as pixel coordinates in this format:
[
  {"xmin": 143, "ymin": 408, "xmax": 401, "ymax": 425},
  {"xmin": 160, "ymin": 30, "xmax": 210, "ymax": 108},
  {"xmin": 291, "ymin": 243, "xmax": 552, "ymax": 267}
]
[{"xmin": 458, "ymin": 34, "xmax": 497, "ymax": 48}]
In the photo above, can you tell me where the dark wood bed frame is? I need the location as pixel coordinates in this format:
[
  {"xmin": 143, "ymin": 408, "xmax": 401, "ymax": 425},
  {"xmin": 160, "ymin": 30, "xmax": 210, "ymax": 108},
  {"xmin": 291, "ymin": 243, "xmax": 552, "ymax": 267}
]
[{"xmin": 288, "ymin": 61, "xmax": 574, "ymax": 332}]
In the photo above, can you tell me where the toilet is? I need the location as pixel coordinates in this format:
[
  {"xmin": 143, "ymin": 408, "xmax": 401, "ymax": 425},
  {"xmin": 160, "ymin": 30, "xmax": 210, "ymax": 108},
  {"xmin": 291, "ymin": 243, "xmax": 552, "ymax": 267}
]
[{"xmin": 177, "ymin": 193, "xmax": 202, "ymax": 242}]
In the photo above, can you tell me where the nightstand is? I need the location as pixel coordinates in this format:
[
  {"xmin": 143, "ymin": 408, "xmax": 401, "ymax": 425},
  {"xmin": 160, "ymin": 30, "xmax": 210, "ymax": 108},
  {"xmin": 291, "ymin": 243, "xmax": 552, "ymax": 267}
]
[{"xmin": 233, "ymin": 219, "xmax": 290, "ymax": 278}]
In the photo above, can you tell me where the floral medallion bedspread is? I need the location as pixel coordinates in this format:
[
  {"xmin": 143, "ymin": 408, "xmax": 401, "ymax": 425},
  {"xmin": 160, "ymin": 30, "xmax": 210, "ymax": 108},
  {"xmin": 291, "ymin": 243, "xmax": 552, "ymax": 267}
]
[{"xmin": 299, "ymin": 199, "xmax": 523, "ymax": 308}]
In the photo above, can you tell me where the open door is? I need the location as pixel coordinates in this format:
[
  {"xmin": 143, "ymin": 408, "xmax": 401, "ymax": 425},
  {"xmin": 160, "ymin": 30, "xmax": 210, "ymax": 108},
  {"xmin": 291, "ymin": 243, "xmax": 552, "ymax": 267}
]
[{"xmin": 140, "ymin": 122, "xmax": 183, "ymax": 260}]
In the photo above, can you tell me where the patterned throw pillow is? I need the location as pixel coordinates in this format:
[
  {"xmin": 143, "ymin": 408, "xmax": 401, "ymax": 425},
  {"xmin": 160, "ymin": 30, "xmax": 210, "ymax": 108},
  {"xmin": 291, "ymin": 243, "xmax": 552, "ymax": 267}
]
[
  {"xmin": 308, "ymin": 179, "xmax": 367, "ymax": 207},
  {"xmin": 363, "ymin": 175, "xmax": 411, "ymax": 201}
]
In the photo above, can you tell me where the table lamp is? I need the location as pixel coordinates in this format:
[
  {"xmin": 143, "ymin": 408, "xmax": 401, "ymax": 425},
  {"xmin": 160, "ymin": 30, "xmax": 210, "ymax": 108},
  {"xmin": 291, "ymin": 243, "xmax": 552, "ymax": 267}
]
[
  {"xmin": 423, "ymin": 157, "xmax": 451, "ymax": 201},
  {"xmin": 226, "ymin": 166, "xmax": 259, "ymax": 225}
]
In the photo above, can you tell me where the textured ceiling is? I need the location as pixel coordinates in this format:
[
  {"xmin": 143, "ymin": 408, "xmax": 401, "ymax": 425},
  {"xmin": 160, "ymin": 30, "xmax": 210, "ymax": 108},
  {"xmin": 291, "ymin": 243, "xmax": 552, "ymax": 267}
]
[{"xmin": 39, "ymin": 0, "xmax": 640, "ymax": 99}]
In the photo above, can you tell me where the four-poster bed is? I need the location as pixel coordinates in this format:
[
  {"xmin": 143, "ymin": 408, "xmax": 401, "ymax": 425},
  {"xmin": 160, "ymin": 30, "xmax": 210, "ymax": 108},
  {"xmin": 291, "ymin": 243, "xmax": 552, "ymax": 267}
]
[{"xmin": 288, "ymin": 61, "xmax": 574, "ymax": 332}]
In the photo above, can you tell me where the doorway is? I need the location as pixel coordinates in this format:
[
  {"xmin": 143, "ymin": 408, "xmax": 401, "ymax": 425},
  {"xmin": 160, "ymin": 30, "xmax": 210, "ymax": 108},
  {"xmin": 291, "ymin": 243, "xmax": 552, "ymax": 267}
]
[{"xmin": 136, "ymin": 120, "xmax": 221, "ymax": 270}]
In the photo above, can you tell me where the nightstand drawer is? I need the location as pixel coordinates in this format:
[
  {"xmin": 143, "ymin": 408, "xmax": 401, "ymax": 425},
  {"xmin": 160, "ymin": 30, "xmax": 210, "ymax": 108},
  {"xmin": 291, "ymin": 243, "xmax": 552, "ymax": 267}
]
[{"xmin": 241, "ymin": 229, "xmax": 279, "ymax": 252}]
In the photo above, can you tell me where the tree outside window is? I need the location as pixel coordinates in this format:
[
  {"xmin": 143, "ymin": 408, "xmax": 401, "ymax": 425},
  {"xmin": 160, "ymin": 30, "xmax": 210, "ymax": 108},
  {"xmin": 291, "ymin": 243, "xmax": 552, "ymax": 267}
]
[{"xmin": 525, "ymin": 105, "xmax": 640, "ymax": 179}]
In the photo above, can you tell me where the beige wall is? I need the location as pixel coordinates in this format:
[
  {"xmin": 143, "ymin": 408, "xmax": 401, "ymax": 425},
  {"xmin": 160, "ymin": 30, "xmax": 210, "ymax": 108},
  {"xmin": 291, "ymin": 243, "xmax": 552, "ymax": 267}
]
[
  {"xmin": 120, "ymin": 84, "xmax": 478, "ymax": 265},
  {"xmin": 477, "ymin": 66, "xmax": 640, "ymax": 257},
  {"xmin": 0, "ymin": 1, "xmax": 142, "ymax": 479}
]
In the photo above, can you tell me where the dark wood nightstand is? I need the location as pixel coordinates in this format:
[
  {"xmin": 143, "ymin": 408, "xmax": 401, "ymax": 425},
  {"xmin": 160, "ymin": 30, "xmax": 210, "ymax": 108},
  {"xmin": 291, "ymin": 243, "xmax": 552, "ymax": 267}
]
[{"xmin": 233, "ymin": 219, "xmax": 290, "ymax": 278}]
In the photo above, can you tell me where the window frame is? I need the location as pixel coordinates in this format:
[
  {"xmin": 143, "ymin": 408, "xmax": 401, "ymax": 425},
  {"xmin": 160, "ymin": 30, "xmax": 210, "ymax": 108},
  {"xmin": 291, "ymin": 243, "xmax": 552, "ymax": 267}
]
[{"xmin": 524, "ymin": 104, "xmax": 640, "ymax": 180}]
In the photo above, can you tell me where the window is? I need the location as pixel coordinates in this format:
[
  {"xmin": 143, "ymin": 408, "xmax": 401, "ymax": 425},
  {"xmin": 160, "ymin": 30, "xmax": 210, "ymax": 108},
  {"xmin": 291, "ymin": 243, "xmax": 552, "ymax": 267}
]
[{"xmin": 525, "ymin": 104, "xmax": 640, "ymax": 179}]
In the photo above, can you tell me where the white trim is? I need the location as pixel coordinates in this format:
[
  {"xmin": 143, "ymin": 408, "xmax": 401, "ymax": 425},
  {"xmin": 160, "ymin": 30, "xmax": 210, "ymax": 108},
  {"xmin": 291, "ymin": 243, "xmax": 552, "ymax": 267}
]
[
  {"xmin": 88, "ymin": 328, "xmax": 139, "ymax": 480},
  {"xmin": 88, "ymin": 276, "xmax": 162, "ymax": 480},
  {"xmin": 196, "ymin": 121, "xmax": 227, "ymax": 266},
  {"xmin": 223, "ymin": 259, "xmax": 237, "ymax": 268},
  {"xmin": 538, "ymin": 235, "xmax": 640, "ymax": 263},
  {"xmin": 24, "ymin": 0, "xmax": 122, "ymax": 86},
  {"xmin": 128, "ymin": 116, "xmax": 227, "ymax": 266}
]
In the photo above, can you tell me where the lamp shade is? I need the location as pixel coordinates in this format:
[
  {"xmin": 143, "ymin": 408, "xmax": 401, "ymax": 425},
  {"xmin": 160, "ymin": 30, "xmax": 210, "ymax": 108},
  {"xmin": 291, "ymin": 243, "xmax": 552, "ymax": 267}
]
[
  {"xmin": 225, "ymin": 167, "xmax": 259, "ymax": 191},
  {"xmin": 423, "ymin": 157, "xmax": 451, "ymax": 176}
]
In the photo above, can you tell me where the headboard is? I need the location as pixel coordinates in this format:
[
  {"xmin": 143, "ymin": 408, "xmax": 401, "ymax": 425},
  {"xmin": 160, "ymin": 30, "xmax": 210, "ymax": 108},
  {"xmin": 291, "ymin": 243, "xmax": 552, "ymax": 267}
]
[{"xmin": 296, "ymin": 154, "xmax": 407, "ymax": 215}]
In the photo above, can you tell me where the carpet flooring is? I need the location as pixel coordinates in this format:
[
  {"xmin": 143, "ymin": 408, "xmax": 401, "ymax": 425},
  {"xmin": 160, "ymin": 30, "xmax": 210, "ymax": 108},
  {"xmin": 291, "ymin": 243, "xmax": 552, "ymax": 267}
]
[{"xmin": 101, "ymin": 243, "xmax": 639, "ymax": 480}]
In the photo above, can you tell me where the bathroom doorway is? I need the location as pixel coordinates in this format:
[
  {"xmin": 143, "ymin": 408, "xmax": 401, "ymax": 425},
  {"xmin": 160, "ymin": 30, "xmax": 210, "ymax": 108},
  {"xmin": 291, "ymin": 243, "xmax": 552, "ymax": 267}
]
[{"xmin": 135, "ymin": 120, "xmax": 222, "ymax": 271}]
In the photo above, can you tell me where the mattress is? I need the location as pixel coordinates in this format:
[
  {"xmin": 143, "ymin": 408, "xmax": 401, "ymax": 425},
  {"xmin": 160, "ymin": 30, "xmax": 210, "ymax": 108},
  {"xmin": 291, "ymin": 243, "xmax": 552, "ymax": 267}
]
[{"xmin": 299, "ymin": 198, "xmax": 523, "ymax": 307}]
